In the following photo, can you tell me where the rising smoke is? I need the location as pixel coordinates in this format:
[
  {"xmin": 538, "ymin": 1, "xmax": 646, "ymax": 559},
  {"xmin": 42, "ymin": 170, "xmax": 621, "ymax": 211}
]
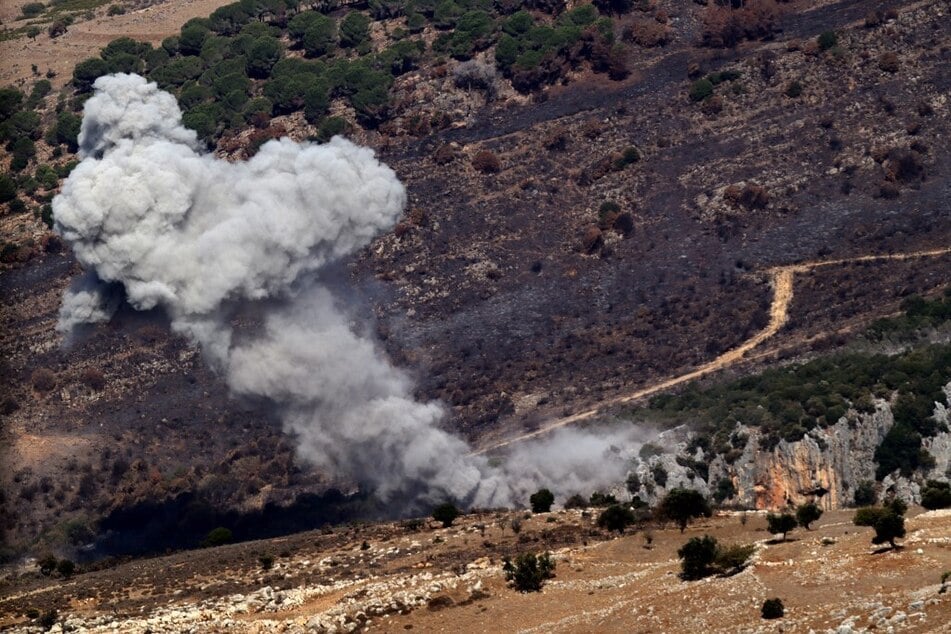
[{"xmin": 54, "ymin": 74, "xmax": 644, "ymax": 511}]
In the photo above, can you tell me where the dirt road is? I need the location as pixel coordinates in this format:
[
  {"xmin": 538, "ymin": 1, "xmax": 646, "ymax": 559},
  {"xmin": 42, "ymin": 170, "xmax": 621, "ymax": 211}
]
[{"xmin": 474, "ymin": 246, "xmax": 951, "ymax": 454}]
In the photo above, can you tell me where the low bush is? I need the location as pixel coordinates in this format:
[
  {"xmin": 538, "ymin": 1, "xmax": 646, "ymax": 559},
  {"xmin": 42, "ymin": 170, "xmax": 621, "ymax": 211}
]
[
  {"xmin": 529, "ymin": 488, "xmax": 554, "ymax": 513},
  {"xmin": 472, "ymin": 150, "xmax": 501, "ymax": 174},
  {"xmin": 921, "ymin": 481, "xmax": 951, "ymax": 510},
  {"xmin": 202, "ymin": 526, "xmax": 233, "ymax": 547},
  {"xmin": 502, "ymin": 551, "xmax": 555, "ymax": 591},
  {"xmin": 596, "ymin": 504, "xmax": 635, "ymax": 533},
  {"xmin": 678, "ymin": 535, "xmax": 755, "ymax": 580},
  {"xmin": 689, "ymin": 78, "xmax": 713, "ymax": 102},
  {"xmin": 432, "ymin": 502, "xmax": 460, "ymax": 527},
  {"xmin": 761, "ymin": 597, "xmax": 784, "ymax": 619},
  {"xmin": 31, "ymin": 368, "xmax": 56, "ymax": 392}
]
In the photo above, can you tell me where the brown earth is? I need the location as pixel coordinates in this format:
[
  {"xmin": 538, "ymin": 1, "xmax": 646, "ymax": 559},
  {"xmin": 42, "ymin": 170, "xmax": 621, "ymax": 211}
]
[
  {"xmin": 1, "ymin": 508, "xmax": 950, "ymax": 632},
  {"xmin": 0, "ymin": 0, "xmax": 234, "ymax": 89},
  {"xmin": 0, "ymin": 0, "xmax": 949, "ymax": 557}
]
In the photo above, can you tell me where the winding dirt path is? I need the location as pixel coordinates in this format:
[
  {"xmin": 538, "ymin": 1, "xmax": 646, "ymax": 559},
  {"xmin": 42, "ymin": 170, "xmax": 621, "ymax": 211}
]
[{"xmin": 473, "ymin": 246, "xmax": 951, "ymax": 454}]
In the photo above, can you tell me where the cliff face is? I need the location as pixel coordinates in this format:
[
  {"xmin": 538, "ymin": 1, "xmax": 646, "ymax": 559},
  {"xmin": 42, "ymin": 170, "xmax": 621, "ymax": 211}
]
[{"xmin": 631, "ymin": 384, "xmax": 951, "ymax": 510}]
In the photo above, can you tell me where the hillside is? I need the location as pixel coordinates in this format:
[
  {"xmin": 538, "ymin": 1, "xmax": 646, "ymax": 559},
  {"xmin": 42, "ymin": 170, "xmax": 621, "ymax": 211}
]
[
  {"xmin": 2, "ymin": 507, "xmax": 951, "ymax": 632},
  {"xmin": 0, "ymin": 0, "xmax": 949, "ymax": 564}
]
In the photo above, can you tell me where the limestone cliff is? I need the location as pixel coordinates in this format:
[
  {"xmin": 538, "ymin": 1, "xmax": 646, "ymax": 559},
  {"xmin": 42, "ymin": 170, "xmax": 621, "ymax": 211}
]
[{"xmin": 628, "ymin": 384, "xmax": 951, "ymax": 510}]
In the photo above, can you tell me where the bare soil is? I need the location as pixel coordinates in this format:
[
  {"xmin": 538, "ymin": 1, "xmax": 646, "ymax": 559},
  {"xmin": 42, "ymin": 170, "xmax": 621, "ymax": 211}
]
[{"xmin": 1, "ymin": 508, "xmax": 949, "ymax": 632}]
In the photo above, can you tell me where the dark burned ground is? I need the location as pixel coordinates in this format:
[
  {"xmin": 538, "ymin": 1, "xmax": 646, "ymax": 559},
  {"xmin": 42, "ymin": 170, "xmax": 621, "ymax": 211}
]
[
  {"xmin": 1, "ymin": 0, "xmax": 949, "ymax": 555},
  {"xmin": 367, "ymin": 0, "xmax": 951, "ymax": 439}
]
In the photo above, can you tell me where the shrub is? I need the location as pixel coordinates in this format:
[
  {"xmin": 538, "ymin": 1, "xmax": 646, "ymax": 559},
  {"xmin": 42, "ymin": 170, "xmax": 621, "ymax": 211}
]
[
  {"xmin": 713, "ymin": 478, "xmax": 736, "ymax": 503},
  {"xmin": 31, "ymin": 368, "xmax": 56, "ymax": 392},
  {"xmin": 597, "ymin": 504, "xmax": 635, "ymax": 533},
  {"xmin": 530, "ymin": 488, "xmax": 554, "ymax": 513},
  {"xmin": 502, "ymin": 552, "xmax": 555, "ymax": 591},
  {"xmin": 766, "ymin": 512, "xmax": 797, "ymax": 540},
  {"xmin": 452, "ymin": 60, "xmax": 497, "ymax": 91},
  {"xmin": 678, "ymin": 534, "xmax": 718, "ymax": 580},
  {"xmin": 659, "ymin": 488, "xmax": 712, "ymax": 532},
  {"xmin": 202, "ymin": 526, "xmax": 233, "ymax": 547},
  {"xmin": 107, "ymin": 4, "xmax": 125, "ymax": 16},
  {"xmin": 878, "ymin": 52, "xmax": 899, "ymax": 73},
  {"xmin": 259, "ymin": 554, "xmax": 275, "ymax": 570},
  {"xmin": 589, "ymin": 491, "xmax": 618, "ymax": 507},
  {"xmin": 701, "ymin": 1, "xmax": 779, "ymax": 48},
  {"xmin": 340, "ymin": 12, "xmax": 371, "ymax": 49},
  {"xmin": 853, "ymin": 480, "xmax": 876, "ymax": 506},
  {"xmin": 246, "ymin": 37, "xmax": 282, "ymax": 78},
  {"xmin": 853, "ymin": 504, "xmax": 905, "ymax": 549},
  {"xmin": 20, "ymin": 2, "xmax": 45, "ymax": 18},
  {"xmin": 48, "ymin": 20, "xmax": 67, "ymax": 38},
  {"xmin": 0, "ymin": 173, "xmax": 16, "ymax": 203},
  {"xmin": 80, "ymin": 367, "xmax": 106, "ymax": 391},
  {"xmin": 73, "ymin": 58, "xmax": 112, "ymax": 93},
  {"xmin": 563, "ymin": 493, "xmax": 588, "ymax": 509},
  {"xmin": 761, "ymin": 597, "xmax": 784, "ymax": 619},
  {"xmin": 920, "ymin": 481, "xmax": 951, "ymax": 510},
  {"xmin": 784, "ymin": 80, "xmax": 803, "ymax": 98},
  {"xmin": 432, "ymin": 502, "xmax": 460, "ymax": 527},
  {"xmin": 613, "ymin": 146, "xmax": 640, "ymax": 169},
  {"xmin": 38, "ymin": 554, "xmax": 58, "ymax": 576},
  {"xmin": 714, "ymin": 543, "xmax": 756, "ymax": 575},
  {"xmin": 316, "ymin": 116, "xmax": 348, "ymax": 142},
  {"xmin": 56, "ymin": 559, "xmax": 75, "ymax": 578},
  {"xmin": 817, "ymin": 30, "xmax": 838, "ymax": 51},
  {"xmin": 39, "ymin": 609, "xmax": 58, "ymax": 630},
  {"xmin": 689, "ymin": 78, "xmax": 714, "ymax": 102},
  {"xmin": 795, "ymin": 502, "xmax": 823, "ymax": 529},
  {"xmin": 472, "ymin": 150, "xmax": 501, "ymax": 173}
]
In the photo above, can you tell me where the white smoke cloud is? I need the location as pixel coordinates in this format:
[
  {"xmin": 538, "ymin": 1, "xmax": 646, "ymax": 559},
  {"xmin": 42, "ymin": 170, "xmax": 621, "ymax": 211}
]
[{"xmin": 54, "ymin": 73, "xmax": 645, "ymax": 511}]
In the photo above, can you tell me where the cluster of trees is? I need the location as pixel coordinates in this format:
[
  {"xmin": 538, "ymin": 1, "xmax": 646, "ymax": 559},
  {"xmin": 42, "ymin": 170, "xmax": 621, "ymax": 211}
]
[
  {"xmin": 646, "ymin": 316, "xmax": 949, "ymax": 477},
  {"xmin": 1, "ymin": 83, "xmax": 80, "ymax": 260},
  {"xmin": 763, "ymin": 502, "xmax": 823, "ymax": 541},
  {"xmin": 677, "ymin": 534, "xmax": 756, "ymax": 580},
  {"xmin": 66, "ymin": 1, "xmax": 638, "ymax": 143}
]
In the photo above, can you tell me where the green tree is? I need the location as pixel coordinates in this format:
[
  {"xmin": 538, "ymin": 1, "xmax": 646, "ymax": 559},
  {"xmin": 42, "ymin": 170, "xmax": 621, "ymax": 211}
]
[
  {"xmin": 0, "ymin": 173, "xmax": 16, "ymax": 203},
  {"xmin": 56, "ymin": 559, "xmax": 76, "ymax": 578},
  {"xmin": 795, "ymin": 502, "xmax": 823, "ymax": 530},
  {"xmin": 72, "ymin": 58, "xmax": 112, "ymax": 93},
  {"xmin": 854, "ymin": 504, "xmax": 906, "ymax": 549},
  {"xmin": 432, "ymin": 502, "xmax": 459, "ymax": 528},
  {"xmin": 339, "ymin": 12, "xmax": 371, "ymax": 48},
  {"xmin": 54, "ymin": 111, "xmax": 81, "ymax": 152},
  {"xmin": 677, "ymin": 534, "xmax": 718, "ymax": 580},
  {"xmin": 766, "ymin": 512, "xmax": 797, "ymax": 541},
  {"xmin": 921, "ymin": 481, "xmax": 951, "ymax": 510},
  {"xmin": 853, "ymin": 480, "xmax": 876, "ymax": 506},
  {"xmin": 246, "ymin": 36, "xmax": 282, "ymax": 78},
  {"xmin": 817, "ymin": 30, "xmax": 838, "ymax": 51},
  {"xmin": 597, "ymin": 504, "xmax": 635, "ymax": 533},
  {"xmin": 659, "ymin": 488, "xmax": 712, "ymax": 533},
  {"xmin": 179, "ymin": 22, "xmax": 211, "ymax": 56},
  {"xmin": 315, "ymin": 116, "xmax": 347, "ymax": 142},
  {"xmin": 202, "ymin": 526, "xmax": 233, "ymax": 547},
  {"xmin": 502, "ymin": 552, "xmax": 555, "ymax": 592},
  {"xmin": 529, "ymin": 488, "xmax": 554, "ymax": 513},
  {"xmin": 302, "ymin": 16, "xmax": 337, "ymax": 57}
]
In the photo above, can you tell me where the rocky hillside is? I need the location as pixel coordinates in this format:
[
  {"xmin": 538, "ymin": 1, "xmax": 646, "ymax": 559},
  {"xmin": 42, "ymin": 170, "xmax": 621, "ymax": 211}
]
[
  {"xmin": 1, "ymin": 0, "xmax": 949, "ymax": 560},
  {"xmin": 2, "ymin": 506, "xmax": 951, "ymax": 632}
]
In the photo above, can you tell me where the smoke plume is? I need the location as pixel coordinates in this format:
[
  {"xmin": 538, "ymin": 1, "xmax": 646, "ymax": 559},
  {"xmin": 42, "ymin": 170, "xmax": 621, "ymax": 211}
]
[{"xmin": 54, "ymin": 74, "xmax": 642, "ymax": 510}]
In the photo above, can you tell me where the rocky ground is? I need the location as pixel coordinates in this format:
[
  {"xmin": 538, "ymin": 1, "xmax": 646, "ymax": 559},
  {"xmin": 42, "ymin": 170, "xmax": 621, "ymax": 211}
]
[{"xmin": 2, "ymin": 507, "xmax": 951, "ymax": 632}]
